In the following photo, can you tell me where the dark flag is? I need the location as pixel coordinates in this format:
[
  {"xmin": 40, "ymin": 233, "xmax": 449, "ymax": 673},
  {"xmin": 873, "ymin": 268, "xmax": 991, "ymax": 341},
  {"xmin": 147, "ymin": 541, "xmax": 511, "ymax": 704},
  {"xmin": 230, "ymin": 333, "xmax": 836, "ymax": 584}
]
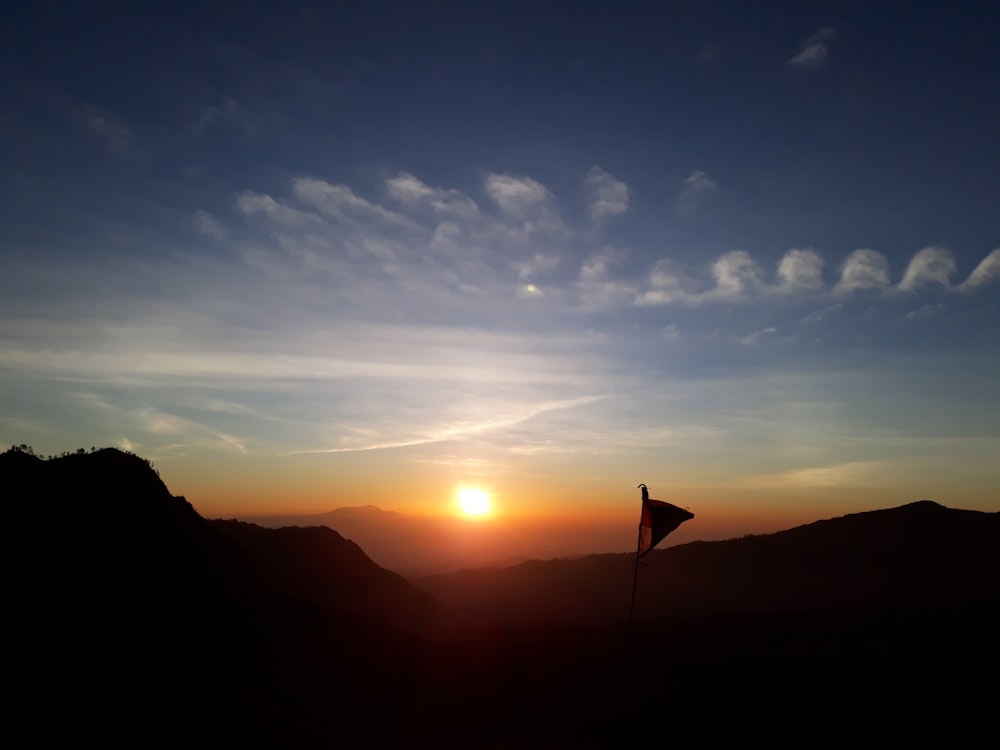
[{"xmin": 637, "ymin": 484, "xmax": 693, "ymax": 558}]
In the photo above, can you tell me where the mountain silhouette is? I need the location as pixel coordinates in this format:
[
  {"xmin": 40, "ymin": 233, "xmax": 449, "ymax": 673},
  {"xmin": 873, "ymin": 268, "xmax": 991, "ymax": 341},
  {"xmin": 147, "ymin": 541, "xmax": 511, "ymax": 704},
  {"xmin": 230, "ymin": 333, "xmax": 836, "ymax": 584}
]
[
  {"xmin": 414, "ymin": 500, "xmax": 1000, "ymax": 625},
  {"xmin": 0, "ymin": 448, "xmax": 442, "ymax": 746},
  {"xmin": 3, "ymin": 446, "xmax": 998, "ymax": 746},
  {"xmin": 210, "ymin": 519, "xmax": 443, "ymax": 628}
]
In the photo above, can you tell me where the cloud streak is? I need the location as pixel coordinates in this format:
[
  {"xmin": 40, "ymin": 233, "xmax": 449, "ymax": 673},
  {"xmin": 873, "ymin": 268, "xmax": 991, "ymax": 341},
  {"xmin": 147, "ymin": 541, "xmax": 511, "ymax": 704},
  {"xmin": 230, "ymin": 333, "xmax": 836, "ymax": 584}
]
[
  {"xmin": 287, "ymin": 395, "xmax": 607, "ymax": 454},
  {"xmin": 675, "ymin": 170, "xmax": 717, "ymax": 214},
  {"xmin": 787, "ymin": 27, "xmax": 835, "ymax": 69}
]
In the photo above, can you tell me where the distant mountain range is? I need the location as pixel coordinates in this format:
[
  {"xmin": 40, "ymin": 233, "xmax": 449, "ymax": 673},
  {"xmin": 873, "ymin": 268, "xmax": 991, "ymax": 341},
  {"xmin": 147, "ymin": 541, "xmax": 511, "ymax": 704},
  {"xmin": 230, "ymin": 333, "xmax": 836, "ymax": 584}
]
[
  {"xmin": 4, "ymin": 446, "xmax": 998, "ymax": 746},
  {"xmin": 243, "ymin": 505, "xmax": 629, "ymax": 575}
]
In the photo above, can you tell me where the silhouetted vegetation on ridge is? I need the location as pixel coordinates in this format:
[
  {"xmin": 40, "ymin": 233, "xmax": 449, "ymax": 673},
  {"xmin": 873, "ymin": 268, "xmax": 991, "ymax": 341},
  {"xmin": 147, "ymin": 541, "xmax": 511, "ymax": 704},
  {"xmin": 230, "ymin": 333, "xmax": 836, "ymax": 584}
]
[{"xmin": 3, "ymin": 446, "xmax": 998, "ymax": 747}]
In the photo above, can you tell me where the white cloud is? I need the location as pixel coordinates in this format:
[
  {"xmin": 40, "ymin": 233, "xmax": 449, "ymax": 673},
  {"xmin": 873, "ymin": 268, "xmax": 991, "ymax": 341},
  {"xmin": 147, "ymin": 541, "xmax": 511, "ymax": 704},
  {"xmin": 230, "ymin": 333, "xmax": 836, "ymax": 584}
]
[
  {"xmin": 898, "ymin": 246, "xmax": 955, "ymax": 291},
  {"xmin": 577, "ymin": 248, "xmax": 635, "ymax": 310},
  {"xmin": 218, "ymin": 433, "xmax": 249, "ymax": 455},
  {"xmin": 639, "ymin": 250, "xmax": 825, "ymax": 306},
  {"xmin": 636, "ymin": 260, "xmax": 696, "ymax": 306},
  {"xmin": 484, "ymin": 174, "xmax": 552, "ymax": 216},
  {"xmin": 293, "ymin": 177, "xmax": 414, "ymax": 227},
  {"xmin": 385, "ymin": 173, "xmax": 480, "ymax": 217},
  {"xmin": 835, "ymin": 249, "xmax": 890, "ymax": 293},
  {"xmin": 740, "ymin": 327, "xmax": 778, "ymax": 345},
  {"xmin": 584, "ymin": 166, "xmax": 629, "ymax": 222},
  {"xmin": 192, "ymin": 210, "xmax": 226, "ymax": 240},
  {"xmin": 192, "ymin": 171, "xmax": 1000, "ymax": 323},
  {"xmin": 139, "ymin": 407, "xmax": 191, "ymax": 435},
  {"xmin": 516, "ymin": 253, "xmax": 560, "ymax": 280},
  {"xmin": 788, "ymin": 27, "xmax": 835, "ymax": 69},
  {"xmin": 712, "ymin": 250, "xmax": 762, "ymax": 296},
  {"xmin": 799, "ymin": 304, "xmax": 843, "ymax": 325},
  {"xmin": 236, "ymin": 191, "xmax": 324, "ymax": 228},
  {"xmin": 0, "ymin": 315, "xmax": 608, "ymax": 387},
  {"xmin": 287, "ymin": 395, "xmax": 606, "ymax": 454},
  {"xmin": 959, "ymin": 248, "xmax": 1000, "ymax": 291},
  {"xmin": 579, "ymin": 247, "xmax": 624, "ymax": 283},
  {"xmin": 676, "ymin": 170, "xmax": 718, "ymax": 214},
  {"xmin": 742, "ymin": 460, "xmax": 887, "ymax": 488},
  {"xmin": 902, "ymin": 303, "xmax": 945, "ymax": 321},
  {"xmin": 384, "ymin": 173, "xmax": 433, "ymax": 203},
  {"xmin": 776, "ymin": 249, "xmax": 824, "ymax": 292}
]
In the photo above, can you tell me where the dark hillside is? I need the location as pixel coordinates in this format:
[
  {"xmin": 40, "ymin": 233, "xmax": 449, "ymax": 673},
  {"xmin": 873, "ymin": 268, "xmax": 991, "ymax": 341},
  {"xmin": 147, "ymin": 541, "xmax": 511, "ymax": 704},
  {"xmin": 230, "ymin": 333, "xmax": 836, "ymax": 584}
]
[
  {"xmin": 211, "ymin": 519, "xmax": 444, "ymax": 629},
  {"xmin": 0, "ymin": 448, "xmax": 428, "ymax": 746},
  {"xmin": 415, "ymin": 501, "xmax": 1000, "ymax": 625},
  {"xmin": 4, "ymin": 447, "xmax": 998, "ymax": 746}
]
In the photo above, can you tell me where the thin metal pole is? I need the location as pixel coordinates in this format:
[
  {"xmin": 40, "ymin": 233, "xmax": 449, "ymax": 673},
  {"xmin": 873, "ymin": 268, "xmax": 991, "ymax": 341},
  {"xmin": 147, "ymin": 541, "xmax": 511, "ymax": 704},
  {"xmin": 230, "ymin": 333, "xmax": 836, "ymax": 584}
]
[{"xmin": 626, "ymin": 484, "xmax": 647, "ymax": 637}]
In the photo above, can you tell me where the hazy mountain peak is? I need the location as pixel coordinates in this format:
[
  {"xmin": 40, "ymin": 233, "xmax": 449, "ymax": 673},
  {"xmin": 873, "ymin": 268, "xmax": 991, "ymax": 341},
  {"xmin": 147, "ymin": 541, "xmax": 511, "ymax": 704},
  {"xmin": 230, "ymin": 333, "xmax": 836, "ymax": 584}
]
[{"xmin": 325, "ymin": 505, "xmax": 397, "ymax": 515}]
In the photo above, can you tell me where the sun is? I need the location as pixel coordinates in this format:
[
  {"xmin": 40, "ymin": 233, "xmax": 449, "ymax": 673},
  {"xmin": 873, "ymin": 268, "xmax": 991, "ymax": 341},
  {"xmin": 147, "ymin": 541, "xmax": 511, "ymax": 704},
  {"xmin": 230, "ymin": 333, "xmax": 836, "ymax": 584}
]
[{"xmin": 457, "ymin": 487, "xmax": 491, "ymax": 517}]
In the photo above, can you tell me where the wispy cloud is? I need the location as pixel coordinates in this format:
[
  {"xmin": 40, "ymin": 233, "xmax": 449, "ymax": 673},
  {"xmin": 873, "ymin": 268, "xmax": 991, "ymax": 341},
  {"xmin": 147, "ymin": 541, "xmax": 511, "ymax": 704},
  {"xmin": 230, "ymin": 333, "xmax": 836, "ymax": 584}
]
[
  {"xmin": 83, "ymin": 107, "xmax": 139, "ymax": 158},
  {"xmin": 6, "ymin": 165, "xmax": 998, "ymax": 469},
  {"xmin": 902, "ymin": 303, "xmax": 945, "ymax": 321},
  {"xmin": 293, "ymin": 177, "xmax": 415, "ymax": 228},
  {"xmin": 191, "ymin": 97, "xmax": 265, "ymax": 139},
  {"xmin": 135, "ymin": 407, "xmax": 251, "ymax": 455},
  {"xmin": 898, "ymin": 246, "xmax": 955, "ymax": 291},
  {"xmin": 675, "ymin": 170, "xmax": 717, "ymax": 214},
  {"xmin": 741, "ymin": 460, "xmax": 887, "ymax": 488},
  {"xmin": 236, "ymin": 190, "xmax": 324, "ymax": 228},
  {"xmin": 959, "ymin": 248, "xmax": 1000, "ymax": 291},
  {"xmin": 740, "ymin": 327, "xmax": 778, "ymax": 345},
  {"xmin": 577, "ymin": 247, "xmax": 636, "ymax": 310},
  {"xmin": 787, "ymin": 27, "xmax": 835, "ymax": 69},
  {"xmin": 584, "ymin": 166, "xmax": 629, "ymax": 222},
  {"xmin": 515, "ymin": 253, "xmax": 560, "ymax": 280},
  {"xmin": 286, "ymin": 395, "xmax": 607, "ymax": 454},
  {"xmin": 484, "ymin": 174, "xmax": 553, "ymax": 217},
  {"xmin": 799, "ymin": 304, "xmax": 843, "ymax": 325},
  {"xmin": 385, "ymin": 173, "xmax": 480, "ymax": 217},
  {"xmin": 192, "ymin": 210, "xmax": 226, "ymax": 240}
]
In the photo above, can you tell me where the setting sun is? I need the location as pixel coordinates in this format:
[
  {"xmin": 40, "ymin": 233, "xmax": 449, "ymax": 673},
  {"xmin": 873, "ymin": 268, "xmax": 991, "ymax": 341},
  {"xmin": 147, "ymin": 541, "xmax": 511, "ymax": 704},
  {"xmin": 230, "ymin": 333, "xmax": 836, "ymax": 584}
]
[{"xmin": 457, "ymin": 487, "xmax": 491, "ymax": 517}]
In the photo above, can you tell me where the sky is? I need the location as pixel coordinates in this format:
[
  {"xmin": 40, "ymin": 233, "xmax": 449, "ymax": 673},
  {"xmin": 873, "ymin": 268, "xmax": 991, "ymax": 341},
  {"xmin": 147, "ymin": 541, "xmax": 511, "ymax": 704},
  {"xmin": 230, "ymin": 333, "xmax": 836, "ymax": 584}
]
[{"xmin": 1, "ymin": 1, "xmax": 998, "ymax": 547}]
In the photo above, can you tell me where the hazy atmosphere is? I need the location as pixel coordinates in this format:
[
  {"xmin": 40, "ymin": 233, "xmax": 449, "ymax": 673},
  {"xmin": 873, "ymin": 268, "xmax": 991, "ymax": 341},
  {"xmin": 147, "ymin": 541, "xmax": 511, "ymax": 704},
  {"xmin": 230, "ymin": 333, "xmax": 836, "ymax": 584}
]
[{"xmin": 2, "ymin": 2, "xmax": 997, "ymax": 551}]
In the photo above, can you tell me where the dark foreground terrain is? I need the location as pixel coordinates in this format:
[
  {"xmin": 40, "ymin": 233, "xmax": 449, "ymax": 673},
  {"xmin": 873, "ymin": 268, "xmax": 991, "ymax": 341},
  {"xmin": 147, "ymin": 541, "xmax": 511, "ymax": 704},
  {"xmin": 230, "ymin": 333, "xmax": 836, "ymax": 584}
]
[{"xmin": 3, "ymin": 447, "xmax": 998, "ymax": 747}]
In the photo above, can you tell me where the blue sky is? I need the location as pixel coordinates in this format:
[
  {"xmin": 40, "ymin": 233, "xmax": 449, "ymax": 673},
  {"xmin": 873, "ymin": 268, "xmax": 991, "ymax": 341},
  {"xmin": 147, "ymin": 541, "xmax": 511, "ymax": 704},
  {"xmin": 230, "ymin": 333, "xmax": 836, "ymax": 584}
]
[{"xmin": 1, "ymin": 1, "xmax": 998, "ymax": 531}]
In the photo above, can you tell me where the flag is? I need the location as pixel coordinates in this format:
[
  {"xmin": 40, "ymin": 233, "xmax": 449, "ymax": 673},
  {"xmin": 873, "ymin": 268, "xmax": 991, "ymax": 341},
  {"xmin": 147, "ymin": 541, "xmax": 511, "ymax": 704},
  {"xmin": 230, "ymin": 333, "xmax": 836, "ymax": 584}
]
[{"xmin": 637, "ymin": 485, "xmax": 693, "ymax": 558}]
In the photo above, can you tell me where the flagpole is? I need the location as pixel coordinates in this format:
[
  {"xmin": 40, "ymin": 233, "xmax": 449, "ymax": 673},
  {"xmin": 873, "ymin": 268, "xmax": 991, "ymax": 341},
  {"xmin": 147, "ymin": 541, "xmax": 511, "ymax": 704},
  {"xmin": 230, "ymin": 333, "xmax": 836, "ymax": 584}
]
[{"xmin": 627, "ymin": 483, "xmax": 648, "ymax": 637}]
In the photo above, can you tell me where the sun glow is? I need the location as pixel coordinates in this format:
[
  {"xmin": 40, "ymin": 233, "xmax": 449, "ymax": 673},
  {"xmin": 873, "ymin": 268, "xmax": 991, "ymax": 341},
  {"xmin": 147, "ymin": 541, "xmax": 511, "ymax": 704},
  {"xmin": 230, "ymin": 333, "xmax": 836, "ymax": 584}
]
[{"xmin": 457, "ymin": 487, "xmax": 491, "ymax": 517}]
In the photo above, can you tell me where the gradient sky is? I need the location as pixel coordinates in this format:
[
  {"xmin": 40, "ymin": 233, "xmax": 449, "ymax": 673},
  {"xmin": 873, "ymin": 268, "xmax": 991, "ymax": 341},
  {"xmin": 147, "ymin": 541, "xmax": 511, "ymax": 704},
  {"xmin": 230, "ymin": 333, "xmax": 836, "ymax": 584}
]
[{"xmin": 2, "ymin": 2, "xmax": 998, "ymax": 541}]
